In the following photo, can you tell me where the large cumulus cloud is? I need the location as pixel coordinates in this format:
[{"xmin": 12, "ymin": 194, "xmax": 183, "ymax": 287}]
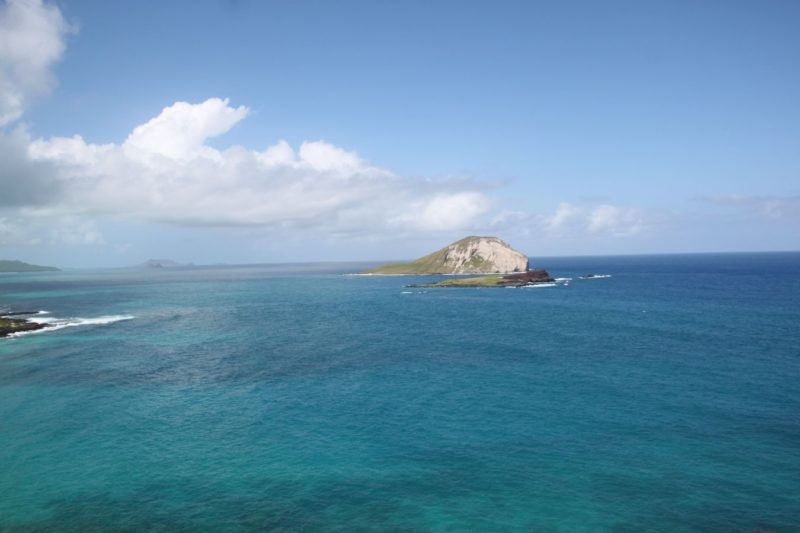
[
  {"xmin": 0, "ymin": 127, "xmax": 60, "ymax": 206},
  {"xmin": 25, "ymin": 98, "xmax": 492, "ymax": 233},
  {"xmin": 0, "ymin": 0, "xmax": 71, "ymax": 126}
]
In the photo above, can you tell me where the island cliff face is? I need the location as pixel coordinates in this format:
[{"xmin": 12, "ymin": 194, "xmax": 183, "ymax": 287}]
[{"xmin": 366, "ymin": 236, "xmax": 529, "ymax": 275}]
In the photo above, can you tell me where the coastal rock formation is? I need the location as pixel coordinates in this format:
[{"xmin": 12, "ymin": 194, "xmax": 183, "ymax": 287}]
[
  {"xmin": 0, "ymin": 314, "xmax": 49, "ymax": 337},
  {"xmin": 367, "ymin": 236, "xmax": 529, "ymax": 275},
  {"xmin": 499, "ymin": 269, "xmax": 554, "ymax": 286},
  {"xmin": 409, "ymin": 269, "xmax": 555, "ymax": 288}
]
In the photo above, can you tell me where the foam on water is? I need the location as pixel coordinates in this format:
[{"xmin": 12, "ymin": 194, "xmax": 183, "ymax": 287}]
[{"xmin": 8, "ymin": 314, "xmax": 134, "ymax": 337}]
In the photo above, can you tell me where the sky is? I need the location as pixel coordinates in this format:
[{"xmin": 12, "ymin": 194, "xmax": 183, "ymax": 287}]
[{"xmin": 0, "ymin": 0, "xmax": 798, "ymax": 267}]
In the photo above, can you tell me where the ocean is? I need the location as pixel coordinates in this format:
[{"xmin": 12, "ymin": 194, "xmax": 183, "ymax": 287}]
[{"xmin": 1, "ymin": 253, "xmax": 798, "ymax": 531}]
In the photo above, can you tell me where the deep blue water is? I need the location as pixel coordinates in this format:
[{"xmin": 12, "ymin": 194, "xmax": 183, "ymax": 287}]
[{"xmin": 1, "ymin": 253, "xmax": 799, "ymax": 531}]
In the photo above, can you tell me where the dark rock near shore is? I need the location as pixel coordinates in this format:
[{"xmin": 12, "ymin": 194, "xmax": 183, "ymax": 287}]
[
  {"xmin": 0, "ymin": 317, "xmax": 49, "ymax": 337},
  {"xmin": 497, "ymin": 269, "xmax": 554, "ymax": 286},
  {"xmin": 408, "ymin": 268, "xmax": 555, "ymax": 288}
]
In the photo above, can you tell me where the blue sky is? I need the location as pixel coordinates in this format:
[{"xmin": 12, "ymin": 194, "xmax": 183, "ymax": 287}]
[{"xmin": 1, "ymin": 0, "xmax": 798, "ymax": 267}]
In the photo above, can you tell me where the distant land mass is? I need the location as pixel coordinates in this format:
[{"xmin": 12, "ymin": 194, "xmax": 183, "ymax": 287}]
[
  {"xmin": 138, "ymin": 259, "xmax": 194, "ymax": 269},
  {"xmin": 0, "ymin": 260, "xmax": 59, "ymax": 273},
  {"xmin": 365, "ymin": 236, "xmax": 529, "ymax": 275}
]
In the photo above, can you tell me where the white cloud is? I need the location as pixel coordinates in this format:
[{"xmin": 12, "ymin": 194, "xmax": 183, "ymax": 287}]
[
  {"xmin": 0, "ymin": 213, "xmax": 103, "ymax": 246},
  {"xmin": 493, "ymin": 201, "xmax": 649, "ymax": 239},
  {"xmin": 706, "ymin": 194, "xmax": 800, "ymax": 221},
  {"xmin": 49, "ymin": 217, "xmax": 104, "ymax": 245},
  {"xmin": 257, "ymin": 140, "xmax": 294, "ymax": 166},
  {"xmin": 124, "ymin": 98, "xmax": 249, "ymax": 161},
  {"xmin": 297, "ymin": 140, "xmax": 372, "ymax": 174},
  {"xmin": 545, "ymin": 202, "xmax": 582, "ymax": 232},
  {"xmin": 390, "ymin": 192, "xmax": 490, "ymax": 231},
  {"xmin": 22, "ymin": 98, "xmax": 491, "ymax": 234},
  {"xmin": 5, "ymin": 96, "xmax": 656, "ymax": 246},
  {"xmin": 0, "ymin": 127, "xmax": 62, "ymax": 206},
  {"xmin": 0, "ymin": 0, "xmax": 71, "ymax": 126},
  {"xmin": 0, "ymin": 216, "xmax": 28, "ymax": 244},
  {"xmin": 586, "ymin": 204, "xmax": 645, "ymax": 236}
]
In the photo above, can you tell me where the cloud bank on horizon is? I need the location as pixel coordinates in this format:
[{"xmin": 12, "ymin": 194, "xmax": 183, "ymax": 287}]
[{"xmin": 0, "ymin": 0, "xmax": 797, "ymax": 263}]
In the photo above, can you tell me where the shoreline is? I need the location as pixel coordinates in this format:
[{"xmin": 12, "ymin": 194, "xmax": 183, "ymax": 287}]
[
  {"xmin": 0, "ymin": 312, "xmax": 51, "ymax": 338},
  {"xmin": 408, "ymin": 269, "xmax": 556, "ymax": 288},
  {"xmin": 350, "ymin": 270, "xmax": 533, "ymax": 277}
]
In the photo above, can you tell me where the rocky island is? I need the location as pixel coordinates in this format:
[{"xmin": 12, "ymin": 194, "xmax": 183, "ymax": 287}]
[
  {"xmin": 366, "ymin": 236, "xmax": 555, "ymax": 287},
  {"xmin": 409, "ymin": 269, "xmax": 554, "ymax": 288},
  {"xmin": 0, "ymin": 312, "xmax": 50, "ymax": 338},
  {"xmin": 138, "ymin": 259, "xmax": 193, "ymax": 269},
  {"xmin": 366, "ymin": 236, "xmax": 529, "ymax": 275}
]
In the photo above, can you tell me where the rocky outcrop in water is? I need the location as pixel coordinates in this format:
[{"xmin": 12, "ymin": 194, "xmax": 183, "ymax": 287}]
[
  {"xmin": 0, "ymin": 313, "xmax": 49, "ymax": 338},
  {"xmin": 498, "ymin": 269, "xmax": 554, "ymax": 286},
  {"xmin": 408, "ymin": 269, "xmax": 554, "ymax": 288}
]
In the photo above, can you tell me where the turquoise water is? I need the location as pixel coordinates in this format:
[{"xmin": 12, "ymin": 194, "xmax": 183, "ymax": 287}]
[{"xmin": 1, "ymin": 253, "xmax": 799, "ymax": 531}]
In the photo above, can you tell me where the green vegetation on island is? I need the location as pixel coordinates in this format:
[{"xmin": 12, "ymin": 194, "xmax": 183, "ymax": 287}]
[
  {"xmin": 0, "ymin": 260, "xmax": 59, "ymax": 273},
  {"xmin": 418, "ymin": 275, "xmax": 504, "ymax": 287}
]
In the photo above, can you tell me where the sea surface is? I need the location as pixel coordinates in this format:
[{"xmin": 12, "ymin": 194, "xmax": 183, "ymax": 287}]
[{"xmin": 1, "ymin": 253, "xmax": 799, "ymax": 532}]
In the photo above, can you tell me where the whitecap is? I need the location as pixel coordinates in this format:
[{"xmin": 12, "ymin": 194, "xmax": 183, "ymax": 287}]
[{"xmin": 8, "ymin": 315, "xmax": 134, "ymax": 337}]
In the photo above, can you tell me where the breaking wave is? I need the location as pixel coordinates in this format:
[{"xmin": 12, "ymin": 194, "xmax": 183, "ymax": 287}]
[{"xmin": 9, "ymin": 315, "xmax": 134, "ymax": 337}]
